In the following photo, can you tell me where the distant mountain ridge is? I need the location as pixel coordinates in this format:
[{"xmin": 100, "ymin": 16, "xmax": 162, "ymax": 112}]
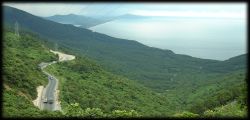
[
  {"xmin": 44, "ymin": 13, "xmax": 155, "ymax": 28},
  {"xmin": 44, "ymin": 14, "xmax": 107, "ymax": 28}
]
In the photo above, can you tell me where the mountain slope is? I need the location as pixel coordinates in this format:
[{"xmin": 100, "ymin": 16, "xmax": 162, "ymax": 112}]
[
  {"xmin": 2, "ymin": 27, "xmax": 179, "ymax": 117},
  {"xmin": 45, "ymin": 56, "xmax": 178, "ymax": 117},
  {"xmin": 203, "ymin": 101, "xmax": 247, "ymax": 117},
  {"xmin": 2, "ymin": 6, "xmax": 247, "ymax": 118},
  {"xmin": 2, "ymin": 28, "xmax": 61, "ymax": 117},
  {"xmin": 3, "ymin": 6, "xmax": 246, "ymax": 92},
  {"xmin": 3, "ymin": 27, "xmax": 247, "ymax": 118},
  {"xmin": 3, "ymin": 27, "xmax": 57, "ymax": 99},
  {"xmin": 185, "ymin": 70, "xmax": 247, "ymax": 113},
  {"xmin": 203, "ymin": 54, "xmax": 247, "ymax": 73}
]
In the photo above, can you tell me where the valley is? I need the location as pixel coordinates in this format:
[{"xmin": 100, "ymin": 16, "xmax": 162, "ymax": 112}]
[{"xmin": 2, "ymin": 5, "xmax": 247, "ymax": 118}]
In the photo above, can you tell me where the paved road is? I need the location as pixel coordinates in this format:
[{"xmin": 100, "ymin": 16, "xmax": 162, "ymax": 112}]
[
  {"xmin": 38, "ymin": 61, "xmax": 59, "ymax": 111},
  {"xmin": 43, "ymin": 72, "xmax": 57, "ymax": 110},
  {"xmin": 37, "ymin": 51, "xmax": 75, "ymax": 111}
]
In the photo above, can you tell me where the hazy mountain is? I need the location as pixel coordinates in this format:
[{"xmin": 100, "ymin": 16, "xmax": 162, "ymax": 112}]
[
  {"xmin": 44, "ymin": 14, "xmax": 107, "ymax": 28},
  {"xmin": 44, "ymin": 13, "xmax": 148, "ymax": 28}
]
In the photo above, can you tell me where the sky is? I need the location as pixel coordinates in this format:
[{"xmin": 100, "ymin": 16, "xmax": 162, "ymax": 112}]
[{"xmin": 4, "ymin": 3, "xmax": 246, "ymax": 19}]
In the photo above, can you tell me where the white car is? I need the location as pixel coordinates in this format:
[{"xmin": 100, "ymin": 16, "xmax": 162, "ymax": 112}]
[{"xmin": 43, "ymin": 98, "xmax": 48, "ymax": 103}]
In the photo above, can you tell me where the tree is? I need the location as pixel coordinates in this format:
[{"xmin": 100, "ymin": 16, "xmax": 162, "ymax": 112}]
[
  {"xmin": 63, "ymin": 103, "xmax": 84, "ymax": 117},
  {"xmin": 111, "ymin": 110, "xmax": 141, "ymax": 118},
  {"xmin": 83, "ymin": 108, "xmax": 106, "ymax": 118},
  {"xmin": 203, "ymin": 101, "xmax": 247, "ymax": 118},
  {"xmin": 173, "ymin": 111, "xmax": 199, "ymax": 118}
]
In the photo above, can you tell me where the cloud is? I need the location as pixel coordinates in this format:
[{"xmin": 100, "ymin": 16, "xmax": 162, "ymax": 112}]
[
  {"xmin": 131, "ymin": 10, "xmax": 246, "ymax": 19},
  {"xmin": 137, "ymin": 3, "xmax": 246, "ymax": 12}
]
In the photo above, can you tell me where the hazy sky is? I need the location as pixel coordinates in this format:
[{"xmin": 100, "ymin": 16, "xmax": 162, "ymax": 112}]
[{"xmin": 4, "ymin": 3, "xmax": 246, "ymax": 18}]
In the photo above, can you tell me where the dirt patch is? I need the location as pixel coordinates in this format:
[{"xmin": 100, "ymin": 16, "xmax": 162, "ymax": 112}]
[
  {"xmin": 18, "ymin": 91, "xmax": 30, "ymax": 100},
  {"xmin": 50, "ymin": 50, "xmax": 75, "ymax": 62},
  {"xmin": 32, "ymin": 86, "xmax": 44, "ymax": 108},
  {"xmin": 3, "ymin": 84, "xmax": 11, "ymax": 91}
]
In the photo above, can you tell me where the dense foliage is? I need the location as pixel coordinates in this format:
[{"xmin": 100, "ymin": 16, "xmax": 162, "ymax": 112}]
[
  {"xmin": 62, "ymin": 103, "xmax": 141, "ymax": 118},
  {"xmin": 2, "ymin": 30, "xmax": 60, "ymax": 117},
  {"xmin": 4, "ymin": 6, "xmax": 246, "ymax": 93},
  {"xmin": 203, "ymin": 101, "xmax": 247, "ymax": 118},
  {"xmin": 3, "ymin": 26, "xmax": 247, "ymax": 118},
  {"xmin": 45, "ymin": 56, "xmax": 178, "ymax": 117},
  {"xmin": 2, "ymin": 6, "xmax": 247, "ymax": 118},
  {"xmin": 3, "ymin": 30, "xmax": 57, "ymax": 99},
  {"xmin": 173, "ymin": 111, "xmax": 199, "ymax": 118},
  {"xmin": 184, "ymin": 71, "xmax": 247, "ymax": 114},
  {"xmin": 3, "ymin": 85, "xmax": 62, "ymax": 117},
  {"xmin": 2, "ymin": 30, "xmax": 145, "ymax": 118}
]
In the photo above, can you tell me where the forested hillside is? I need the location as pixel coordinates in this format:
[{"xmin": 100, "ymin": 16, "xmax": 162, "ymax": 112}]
[
  {"xmin": 182, "ymin": 71, "xmax": 247, "ymax": 114},
  {"xmin": 3, "ymin": 28, "xmax": 247, "ymax": 118},
  {"xmin": 44, "ymin": 56, "xmax": 179, "ymax": 117},
  {"xmin": 2, "ymin": 28, "xmax": 178, "ymax": 118},
  {"xmin": 2, "ymin": 5, "xmax": 247, "ymax": 118},
  {"xmin": 3, "ymin": 6, "xmax": 246, "ymax": 92},
  {"xmin": 2, "ymin": 28, "xmax": 147, "ymax": 118},
  {"xmin": 2, "ymin": 28, "xmax": 61, "ymax": 117}
]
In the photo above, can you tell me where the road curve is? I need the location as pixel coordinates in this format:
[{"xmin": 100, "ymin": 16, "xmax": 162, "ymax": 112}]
[
  {"xmin": 38, "ymin": 50, "xmax": 75, "ymax": 111},
  {"xmin": 39, "ymin": 61, "xmax": 58, "ymax": 111}
]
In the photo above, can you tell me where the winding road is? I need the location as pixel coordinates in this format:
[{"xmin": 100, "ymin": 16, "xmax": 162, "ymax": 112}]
[
  {"xmin": 36, "ymin": 50, "xmax": 75, "ymax": 111},
  {"xmin": 38, "ymin": 61, "xmax": 60, "ymax": 111}
]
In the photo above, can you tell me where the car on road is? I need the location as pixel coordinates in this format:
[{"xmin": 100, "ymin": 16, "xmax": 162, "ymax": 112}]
[
  {"xmin": 47, "ymin": 99, "xmax": 54, "ymax": 104},
  {"xmin": 43, "ymin": 98, "xmax": 48, "ymax": 103},
  {"xmin": 43, "ymin": 98, "xmax": 54, "ymax": 104}
]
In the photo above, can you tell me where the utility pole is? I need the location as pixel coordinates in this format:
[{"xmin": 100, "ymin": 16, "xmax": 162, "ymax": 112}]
[{"xmin": 15, "ymin": 21, "xmax": 19, "ymax": 38}]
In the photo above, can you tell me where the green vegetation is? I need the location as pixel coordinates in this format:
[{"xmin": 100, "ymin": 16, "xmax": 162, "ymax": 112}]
[
  {"xmin": 2, "ymin": 29, "xmax": 145, "ymax": 118},
  {"xmin": 2, "ymin": 29, "xmax": 61, "ymax": 117},
  {"xmin": 3, "ymin": 6, "xmax": 247, "ymax": 118},
  {"xmin": 3, "ymin": 29, "xmax": 57, "ymax": 99},
  {"xmin": 3, "ymin": 6, "xmax": 246, "ymax": 93},
  {"xmin": 182, "ymin": 70, "xmax": 247, "ymax": 114},
  {"xmin": 45, "ymin": 56, "xmax": 178, "ymax": 117},
  {"xmin": 62, "ymin": 103, "xmax": 141, "ymax": 118},
  {"xmin": 203, "ymin": 101, "xmax": 247, "ymax": 118},
  {"xmin": 173, "ymin": 111, "xmax": 199, "ymax": 118},
  {"xmin": 3, "ymin": 86, "xmax": 62, "ymax": 117}
]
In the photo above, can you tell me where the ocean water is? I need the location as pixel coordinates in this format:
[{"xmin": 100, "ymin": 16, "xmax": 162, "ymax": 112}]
[{"xmin": 89, "ymin": 17, "xmax": 246, "ymax": 60}]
